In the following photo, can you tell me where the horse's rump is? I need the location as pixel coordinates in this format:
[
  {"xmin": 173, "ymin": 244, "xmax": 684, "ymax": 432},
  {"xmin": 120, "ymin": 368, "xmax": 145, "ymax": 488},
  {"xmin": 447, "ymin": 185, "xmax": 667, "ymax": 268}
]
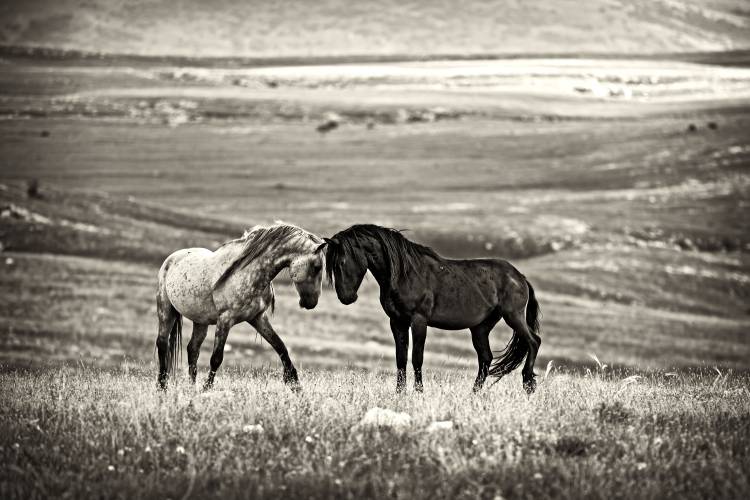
[{"xmin": 161, "ymin": 248, "xmax": 221, "ymax": 324}]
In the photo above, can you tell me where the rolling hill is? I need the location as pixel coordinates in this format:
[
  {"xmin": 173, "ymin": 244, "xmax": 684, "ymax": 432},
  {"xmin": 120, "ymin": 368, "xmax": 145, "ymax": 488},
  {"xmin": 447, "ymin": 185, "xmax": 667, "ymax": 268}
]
[{"xmin": 1, "ymin": 0, "xmax": 749, "ymax": 58}]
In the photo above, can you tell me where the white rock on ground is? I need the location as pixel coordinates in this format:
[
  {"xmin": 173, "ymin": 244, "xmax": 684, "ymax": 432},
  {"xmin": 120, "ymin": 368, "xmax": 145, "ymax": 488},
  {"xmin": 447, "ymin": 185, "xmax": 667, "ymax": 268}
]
[
  {"xmin": 355, "ymin": 407, "xmax": 412, "ymax": 431},
  {"xmin": 242, "ymin": 424, "xmax": 264, "ymax": 434},
  {"xmin": 426, "ymin": 420, "xmax": 454, "ymax": 433}
]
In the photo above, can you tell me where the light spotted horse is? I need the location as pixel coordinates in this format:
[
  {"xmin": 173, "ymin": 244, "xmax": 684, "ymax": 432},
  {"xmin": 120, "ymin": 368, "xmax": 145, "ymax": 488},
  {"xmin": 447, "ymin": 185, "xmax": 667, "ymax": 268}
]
[{"xmin": 155, "ymin": 223, "xmax": 326, "ymax": 390}]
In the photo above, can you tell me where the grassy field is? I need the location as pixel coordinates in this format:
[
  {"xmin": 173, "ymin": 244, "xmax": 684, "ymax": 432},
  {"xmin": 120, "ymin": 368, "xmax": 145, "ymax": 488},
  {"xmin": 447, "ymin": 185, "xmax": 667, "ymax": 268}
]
[
  {"xmin": 1, "ymin": 107, "xmax": 748, "ymax": 371},
  {"xmin": 1, "ymin": 51, "xmax": 749, "ymax": 498},
  {"xmin": 1, "ymin": 366, "xmax": 748, "ymax": 499}
]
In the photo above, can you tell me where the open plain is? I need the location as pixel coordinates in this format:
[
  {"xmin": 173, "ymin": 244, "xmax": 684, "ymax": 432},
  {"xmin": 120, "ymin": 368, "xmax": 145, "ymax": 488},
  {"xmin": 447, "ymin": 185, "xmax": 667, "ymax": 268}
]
[{"xmin": 1, "ymin": 44, "xmax": 749, "ymax": 498}]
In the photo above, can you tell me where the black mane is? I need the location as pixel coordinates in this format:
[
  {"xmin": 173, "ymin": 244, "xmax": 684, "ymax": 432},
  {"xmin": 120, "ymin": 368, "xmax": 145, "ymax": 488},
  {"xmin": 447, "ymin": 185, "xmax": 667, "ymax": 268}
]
[{"xmin": 325, "ymin": 224, "xmax": 441, "ymax": 286}]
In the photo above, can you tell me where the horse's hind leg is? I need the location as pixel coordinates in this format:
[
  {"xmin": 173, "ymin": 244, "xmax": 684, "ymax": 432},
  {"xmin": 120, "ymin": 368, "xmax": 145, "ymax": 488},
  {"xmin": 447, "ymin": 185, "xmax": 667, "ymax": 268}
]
[
  {"xmin": 187, "ymin": 323, "xmax": 208, "ymax": 384},
  {"xmin": 522, "ymin": 330, "xmax": 542, "ymax": 388},
  {"xmin": 249, "ymin": 313, "xmax": 299, "ymax": 388},
  {"xmin": 503, "ymin": 311, "xmax": 540, "ymax": 394},
  {"xmin": 470, "ymin": 311, "xmax": 501, "ymax": 392}
]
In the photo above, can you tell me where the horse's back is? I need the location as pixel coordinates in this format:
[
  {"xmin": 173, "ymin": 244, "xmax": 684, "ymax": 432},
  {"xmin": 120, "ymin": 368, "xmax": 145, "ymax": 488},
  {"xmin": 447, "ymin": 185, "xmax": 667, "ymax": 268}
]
[
  {"xmin": 452, "ymin": 257, "xmax": 527, "ymax": 295},
  {"xmin": 456, "ymin": 257, "xmax": 529, "ymax": 310},
  {"xmin": 160, "ymin": 248, "xmax": 221, "ymax": 324}
]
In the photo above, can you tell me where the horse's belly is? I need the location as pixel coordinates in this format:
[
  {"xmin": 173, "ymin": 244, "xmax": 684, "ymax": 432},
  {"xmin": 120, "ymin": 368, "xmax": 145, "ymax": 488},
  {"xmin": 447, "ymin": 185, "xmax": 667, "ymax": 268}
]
[
  {"xmin": 429, "ymin": 304, "xmax": 493, "ymax": 330},
  {"xmin": 429, "ymin": 274, "xmax": 497, "ymax": 329},
  {"xmin": 164, "ymin": 250, "xmax": 220, "ymax": 324}
]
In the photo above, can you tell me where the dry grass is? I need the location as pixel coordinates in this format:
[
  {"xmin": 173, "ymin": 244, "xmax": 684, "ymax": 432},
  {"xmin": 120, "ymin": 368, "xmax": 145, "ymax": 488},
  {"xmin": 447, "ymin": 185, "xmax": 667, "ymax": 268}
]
[{"xmin": 1, "ymin": 365, "xmax": 748, "ymax": 499}]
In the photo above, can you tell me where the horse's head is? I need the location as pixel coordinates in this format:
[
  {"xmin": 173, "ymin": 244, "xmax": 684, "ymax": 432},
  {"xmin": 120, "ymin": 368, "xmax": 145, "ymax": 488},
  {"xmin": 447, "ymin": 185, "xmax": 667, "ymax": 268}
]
[
  {"xmin": 323, "ymin": 236, "xmax": 367, "ymax": 305},
  {"xmin": 213, "ymin": 223, "xmax": 327, "ymax": 310},
  {"xmin": 288, "ymin": 243, "xmax": 325, "ymax": 310}
]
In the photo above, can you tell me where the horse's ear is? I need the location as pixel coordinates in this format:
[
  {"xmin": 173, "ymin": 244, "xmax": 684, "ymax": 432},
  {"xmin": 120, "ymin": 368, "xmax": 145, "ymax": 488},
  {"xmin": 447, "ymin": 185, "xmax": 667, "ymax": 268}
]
[
  {"xmin": 323, "ymin": 237, "xmax": 340, "ymax": 246},
  {"xmin": 314, "ymin": 242, "xmax": 327, "ymax": 253}
]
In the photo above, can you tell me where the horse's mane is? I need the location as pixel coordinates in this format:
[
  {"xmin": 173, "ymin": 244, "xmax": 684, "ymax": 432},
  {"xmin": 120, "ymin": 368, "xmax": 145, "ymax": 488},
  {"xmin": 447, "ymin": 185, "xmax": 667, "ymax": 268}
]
[
  {"xmin": 214, "ymin": 223, "xmax": 319, "ymax": 289},
  {"xmin": 325, "ymin": 224, "xmax": 441, "ymax": 286}
]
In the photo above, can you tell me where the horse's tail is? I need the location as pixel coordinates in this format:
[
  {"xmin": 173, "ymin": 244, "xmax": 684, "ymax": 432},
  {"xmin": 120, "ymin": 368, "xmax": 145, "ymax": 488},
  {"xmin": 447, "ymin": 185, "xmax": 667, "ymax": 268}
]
[
  {"xmin": 488, "ymin": 329, "xmax": 527, "ymax": 378},
  {"xmin": 155, "ymin": 252, "xmax": 184, "ymax": 388},
  {"xmin": 167, "ymin": 309, "xmax": 183, "ymax": 378},
  {"xmin": 488, "ymin": 278, "xmax": 541, "ymax": 379}
]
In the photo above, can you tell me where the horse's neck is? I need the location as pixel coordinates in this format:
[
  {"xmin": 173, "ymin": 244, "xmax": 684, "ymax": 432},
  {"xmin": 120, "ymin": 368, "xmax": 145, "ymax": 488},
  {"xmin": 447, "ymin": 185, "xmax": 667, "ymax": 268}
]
[
  {"xmin": 234, "ymin": 241, "xmax": 303, "ymax": 285},
  {"xmin": 266, "ymin": 253, "xmax": 292, "ymax": 282},
  {"xmin": 363, "ymin": 239, "xmax": 395, "ymax": 289}
]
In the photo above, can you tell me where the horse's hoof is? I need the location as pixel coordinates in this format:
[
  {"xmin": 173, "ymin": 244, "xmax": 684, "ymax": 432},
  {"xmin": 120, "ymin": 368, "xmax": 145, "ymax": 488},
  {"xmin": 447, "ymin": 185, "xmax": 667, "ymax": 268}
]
[
  {"xmin": 157, "ymin": 377, "xmax": 168, "ymax": 391},
  {"xmin": 414, "ymin": 384, "xmax": 424, "ymax": 393},
  {"xmin": 284, "ymin": 372, "xmax": 301, "ymax": 392},
  {"xmin": 283, "ymin": 371, "xmax": 299, "ymax": 385},
  {"xmin": 523, "ymin": 379, "xmax": 537, "ymax": 395},
  {"xmin": 202, "ymin": 381, "xmax": 213, "ymax": 391}
]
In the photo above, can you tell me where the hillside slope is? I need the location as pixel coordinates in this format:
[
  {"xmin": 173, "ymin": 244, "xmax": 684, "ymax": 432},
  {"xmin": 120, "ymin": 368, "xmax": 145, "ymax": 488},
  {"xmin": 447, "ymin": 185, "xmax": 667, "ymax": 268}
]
[
  {"xmin": 1, "ymin": 0, "xmax": 749, "ymax": 58},
  {"xmin": 0, "ymin": 182, "xmax": 243, "ymax": 264}
]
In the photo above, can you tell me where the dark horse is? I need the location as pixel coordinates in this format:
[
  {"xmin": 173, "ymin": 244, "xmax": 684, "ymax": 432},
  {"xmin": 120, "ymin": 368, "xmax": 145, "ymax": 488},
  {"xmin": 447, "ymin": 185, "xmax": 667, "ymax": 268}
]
[{"xmin": 324, "ymin": 225, "xmax": 541, "ymax": 393}]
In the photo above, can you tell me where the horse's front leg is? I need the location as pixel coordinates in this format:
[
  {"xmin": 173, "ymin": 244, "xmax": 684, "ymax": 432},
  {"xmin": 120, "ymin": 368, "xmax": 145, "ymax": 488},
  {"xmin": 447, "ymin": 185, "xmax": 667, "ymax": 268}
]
[
  {"xmin": 249, "ymin": 313, "xmax": 299, "ymax": 389},
  {"xmin": 411, "ymin": 316, "xmax": 427, "ymax": 392},
  {"xmin": 390, "ymin": 318, "xmax": 409, "ymax": 393},
  {"xmin": 203, "ymin": 316, "xmax": 233, "ymax": 390}
]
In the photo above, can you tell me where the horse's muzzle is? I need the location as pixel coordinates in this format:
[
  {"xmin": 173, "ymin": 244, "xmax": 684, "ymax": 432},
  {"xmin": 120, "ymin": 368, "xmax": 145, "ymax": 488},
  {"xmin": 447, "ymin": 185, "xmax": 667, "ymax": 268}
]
[
  {"xmin": 339, "ymin": 293, "xmax": 358, "ymax": 305},
  {"xmin": 299, "ymin": 297, "xmax": 318, "ymax": 310}
]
